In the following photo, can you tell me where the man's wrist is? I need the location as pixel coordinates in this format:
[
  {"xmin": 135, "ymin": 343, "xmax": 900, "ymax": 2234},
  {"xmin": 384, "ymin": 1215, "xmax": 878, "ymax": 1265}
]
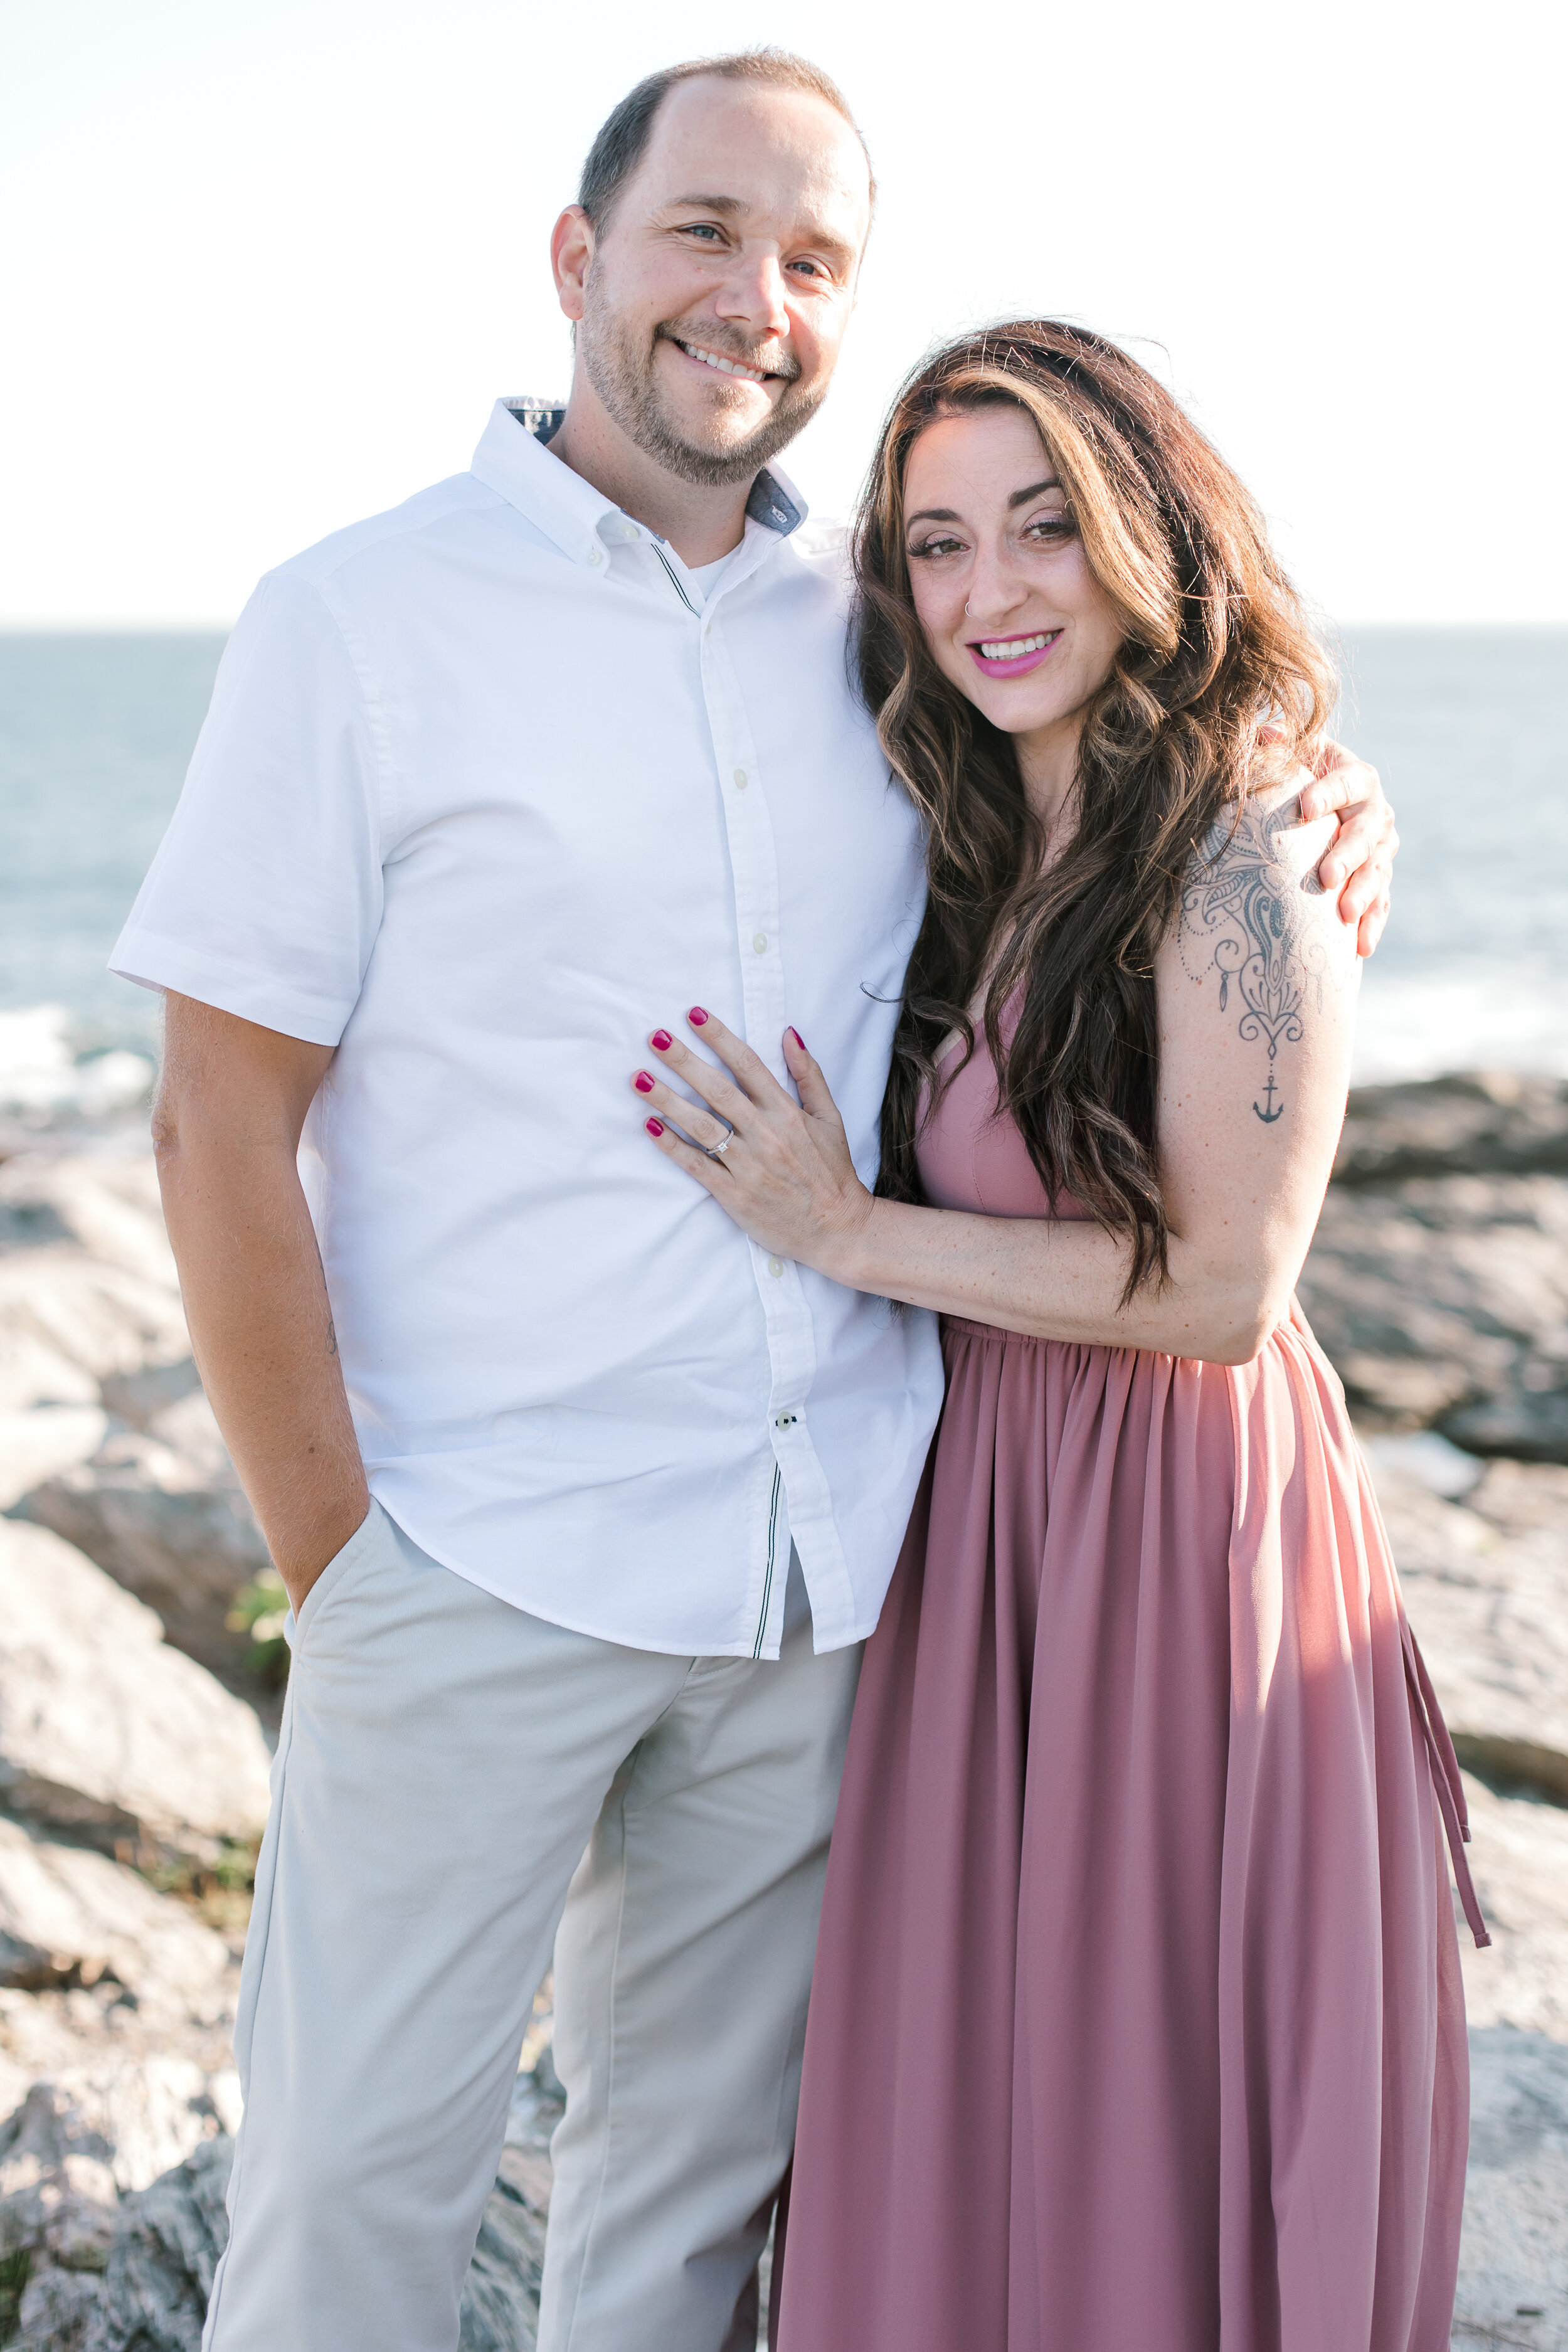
[{"xmin": 272, "ymin": 1480, "xmax": 371, "ymax": 1614}]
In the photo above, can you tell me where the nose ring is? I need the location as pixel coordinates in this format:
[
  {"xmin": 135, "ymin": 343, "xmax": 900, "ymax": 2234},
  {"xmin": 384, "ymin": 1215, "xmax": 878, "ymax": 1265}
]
[{"xmin": 964, "ymin": 600, "xmax": 972, "ymax": 617}]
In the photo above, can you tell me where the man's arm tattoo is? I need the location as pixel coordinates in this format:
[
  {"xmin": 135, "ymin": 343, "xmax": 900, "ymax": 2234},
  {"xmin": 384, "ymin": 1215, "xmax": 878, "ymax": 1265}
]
[{"xmin": 1178, "ymin": 800, "xmax": 1332, "ymax": 1127}]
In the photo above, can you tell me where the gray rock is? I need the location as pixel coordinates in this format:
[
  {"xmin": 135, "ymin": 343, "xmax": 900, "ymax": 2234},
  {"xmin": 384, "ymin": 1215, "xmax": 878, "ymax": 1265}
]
[
  {"xmin": 1457, "ymin": 1776, "xmax": 1568, "ymax": 2045},
  {"xmin": 0, "ymin": 1145, "xmax": 272, "ymax": 1688},
  {"xmin": 458, "ymin": 2147, "xmax": 548, "ymax": 2352},
  {"xmin": 0, "ymin": 2081, "xmax": 118, "ymax": 2274},
  {"xmin": 14, "ymin": 2258, "xmax": 107, "ymax": 2349},
  {"xmin": 85, "ymin": 2134, "xmax": 231, "ymax": 2352},
  {"xmin": 0, "ymin": 1410, "xmax": 108, "ymax": 1518},
  {"xmin": 75, "ymin": 2120, "xmax": 555, "ymax": 2352},
  {"xmin": 1335, "ymin": 1073, "xmax": 1568, "ymax": 1189},
  {"xmin": 1454, "ymin": 2029, "xmax": 1568, "ymax": 2351},
  {"xmin": 0, "ymin": 1520, "xmax": 272, "ymax": 1868},
  {"xmin": 0, "ymin": 1149, "xmax": 188, "ymax": 1425},
  {"xmin": 0, "ymin": 1823, "xmax": 230, "ymax": 2005},
  {"xmin": 1299, "ymin": 1171, "xmax": 1568, "ymax": 1461},
  {"xmin": 1373, "ymin": 1456, "xmax": 1568, "ymax": 1804},
  {"xmin": 18, "ymin": 1401, "xmax": 269, "ymax": 1689}
]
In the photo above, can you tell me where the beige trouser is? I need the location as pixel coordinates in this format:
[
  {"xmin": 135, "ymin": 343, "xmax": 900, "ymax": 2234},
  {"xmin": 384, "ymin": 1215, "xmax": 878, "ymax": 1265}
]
[{"xmin": 203, "ymin": 1501, "xmax": 861, "ymax": 2352}]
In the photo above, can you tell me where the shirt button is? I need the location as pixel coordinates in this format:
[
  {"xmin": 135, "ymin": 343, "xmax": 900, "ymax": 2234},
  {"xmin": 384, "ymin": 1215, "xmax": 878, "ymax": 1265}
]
[
  {"xmin": 768, "ymin": 1256, "xmax": 783, "ymax": 1278},
  {"xmin": 587, "ymin": 547, "xmax": 604, "ymax": 566},
  {"xmin": 752, "ymin": 932, "xmax": 768, "ymax": 954},
  {"xmin": 733, "ymin": 767, "xmax": 748, "ymax": 789}
]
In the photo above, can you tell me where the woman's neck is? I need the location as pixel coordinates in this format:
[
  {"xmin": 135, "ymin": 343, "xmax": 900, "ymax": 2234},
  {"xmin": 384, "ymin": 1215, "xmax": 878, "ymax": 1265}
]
[{"xmin": 1015, "ymin": 716, "xmax": 1084, "ymax": 854}]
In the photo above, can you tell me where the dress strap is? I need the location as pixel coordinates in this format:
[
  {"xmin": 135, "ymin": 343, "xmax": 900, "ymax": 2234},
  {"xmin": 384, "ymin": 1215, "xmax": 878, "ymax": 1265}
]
[{"xmin": 1401, "ymin": 1618, "xmax": 1491, "ymax": 1949}]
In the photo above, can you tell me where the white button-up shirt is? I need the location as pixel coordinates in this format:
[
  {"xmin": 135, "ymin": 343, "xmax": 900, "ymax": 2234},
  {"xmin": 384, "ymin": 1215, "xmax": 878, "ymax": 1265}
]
[{"xmin": 112, "ymin": 401, "xmax": 944, "ymax": 1657}]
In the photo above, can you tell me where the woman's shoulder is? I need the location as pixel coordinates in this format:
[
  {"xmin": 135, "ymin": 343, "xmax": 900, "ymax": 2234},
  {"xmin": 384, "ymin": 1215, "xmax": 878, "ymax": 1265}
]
[{"xmin": 1179, "ymin": 768, "xmax": 1357, "ymax": 991}]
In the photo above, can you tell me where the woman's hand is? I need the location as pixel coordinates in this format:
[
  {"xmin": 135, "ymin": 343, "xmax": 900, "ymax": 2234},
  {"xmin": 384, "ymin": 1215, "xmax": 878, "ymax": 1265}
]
[{"xmin": 634, "ymin": 1010, "xmax": 874, "ymax": 1276}]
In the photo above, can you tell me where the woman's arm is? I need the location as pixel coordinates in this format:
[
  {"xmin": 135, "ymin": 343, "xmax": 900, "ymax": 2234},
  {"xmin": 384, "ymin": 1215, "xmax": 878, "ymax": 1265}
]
[{"xmin": 638, "ymin": 785, "xmax": 1359, "ymax": 1364}]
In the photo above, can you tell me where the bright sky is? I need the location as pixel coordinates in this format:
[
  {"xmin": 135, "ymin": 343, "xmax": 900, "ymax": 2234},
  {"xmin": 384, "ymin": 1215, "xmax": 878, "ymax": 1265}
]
[{"xmin": 2, "ymin": 0, "xmax": 1560, "ymax": 627}]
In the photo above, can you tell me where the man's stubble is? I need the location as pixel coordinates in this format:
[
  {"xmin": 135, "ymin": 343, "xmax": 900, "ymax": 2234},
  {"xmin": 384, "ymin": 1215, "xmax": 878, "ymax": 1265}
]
[{"xmin": 578, "ymin": 289, "xmax": 829, "ymax": 489}]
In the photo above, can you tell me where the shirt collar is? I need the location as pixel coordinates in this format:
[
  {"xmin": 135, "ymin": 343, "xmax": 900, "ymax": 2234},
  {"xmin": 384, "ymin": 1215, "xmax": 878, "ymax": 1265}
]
[{"xmin": 470, "ymin": 397, "xmax": 808, "ymax": 573}]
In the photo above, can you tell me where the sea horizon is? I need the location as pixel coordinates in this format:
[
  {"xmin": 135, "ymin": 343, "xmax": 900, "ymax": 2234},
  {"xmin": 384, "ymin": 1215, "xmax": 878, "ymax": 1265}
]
[{"xmin": 2, "ymin": 624, "xmax": 1564, "ymax": 1115}]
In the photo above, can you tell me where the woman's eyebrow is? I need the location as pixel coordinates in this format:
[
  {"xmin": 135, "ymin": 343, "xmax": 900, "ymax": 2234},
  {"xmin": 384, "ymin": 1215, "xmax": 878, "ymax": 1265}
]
[{"xmin": 906, "ymin": 479, "xmax": 1062, "ymax": 529}]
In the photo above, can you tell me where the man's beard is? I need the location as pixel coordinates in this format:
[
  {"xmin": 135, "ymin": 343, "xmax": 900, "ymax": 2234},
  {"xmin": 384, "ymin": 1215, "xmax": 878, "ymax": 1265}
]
[{"xmin": 579, "ymin": 302, "xmax": 826, "ymax": 488}]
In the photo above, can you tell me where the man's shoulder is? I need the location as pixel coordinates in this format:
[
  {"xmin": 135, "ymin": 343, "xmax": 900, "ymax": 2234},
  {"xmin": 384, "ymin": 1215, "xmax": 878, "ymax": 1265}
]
[
  {"xmin": 270, "ymin": 470, "xmax": 507, "ymax": 603},
  {"xmin": 784, "ymin": 514, "xmax": 850, "ymax": 573},
  {"xmin": 774, "ymin": 516, "xmax": 854, "ymax": 622}
]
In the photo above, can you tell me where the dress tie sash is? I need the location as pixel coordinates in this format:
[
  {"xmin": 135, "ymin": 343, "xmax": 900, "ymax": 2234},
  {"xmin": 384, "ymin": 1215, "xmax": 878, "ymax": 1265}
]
[{"xmin": 1402, "ymin": 1617, "xmax": 1491, "ymax": 1948}]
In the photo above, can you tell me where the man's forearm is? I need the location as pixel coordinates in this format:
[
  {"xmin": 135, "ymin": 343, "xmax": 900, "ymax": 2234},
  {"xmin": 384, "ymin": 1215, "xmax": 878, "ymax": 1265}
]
[{"xmin": 155, "ymin": 1128, "xmax": 369, "ymax": 1609}]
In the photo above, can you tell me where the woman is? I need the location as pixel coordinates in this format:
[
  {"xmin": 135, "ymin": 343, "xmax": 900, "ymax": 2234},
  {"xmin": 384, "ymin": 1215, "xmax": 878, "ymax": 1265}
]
[{"xmin": 632, "ymin": 323, "xmax": 1486, "ymax": 2349}]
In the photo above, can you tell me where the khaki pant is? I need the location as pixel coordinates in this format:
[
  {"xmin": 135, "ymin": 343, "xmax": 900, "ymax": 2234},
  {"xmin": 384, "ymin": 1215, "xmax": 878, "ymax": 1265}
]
[{"xmin": 204, "ymin": 1502, "xmax": 860, "ymax": 2351}]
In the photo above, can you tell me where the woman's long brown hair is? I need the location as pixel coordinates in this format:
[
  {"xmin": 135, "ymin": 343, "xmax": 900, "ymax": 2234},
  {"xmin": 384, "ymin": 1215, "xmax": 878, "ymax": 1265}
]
[{"xmin": 858, "ymin": 322, "xmax": 1337, "ymax": 1295}]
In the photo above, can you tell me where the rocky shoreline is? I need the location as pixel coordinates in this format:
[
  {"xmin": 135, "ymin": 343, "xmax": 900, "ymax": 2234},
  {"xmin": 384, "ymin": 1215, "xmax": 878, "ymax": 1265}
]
[{"xmin": 0, "ymin": 1074, "xmax": 1564, "ymax": 2348}]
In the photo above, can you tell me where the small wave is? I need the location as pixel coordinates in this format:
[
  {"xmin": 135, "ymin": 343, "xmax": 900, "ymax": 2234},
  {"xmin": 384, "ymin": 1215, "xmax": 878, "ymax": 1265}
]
[
  {"xmin": 1353, "ymin": 960, "xmax": 1568, "ymax": 1086},
  {"xmin": 0, "ymin": 1004, "xmax": 154, "ymax": 1120}
]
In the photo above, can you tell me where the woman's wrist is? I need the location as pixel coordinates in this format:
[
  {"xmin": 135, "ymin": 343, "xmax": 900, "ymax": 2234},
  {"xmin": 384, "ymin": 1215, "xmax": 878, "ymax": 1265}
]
[{"xmin": 809, "ymin": 1186, "xmax": 881, "ymax": 1291}]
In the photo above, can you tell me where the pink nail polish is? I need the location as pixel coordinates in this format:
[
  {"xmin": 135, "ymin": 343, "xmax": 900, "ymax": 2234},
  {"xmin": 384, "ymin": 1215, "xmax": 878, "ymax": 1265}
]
[
  {"xmin": 788, "ymin": 1027, "xmax": 805, "ymax": 1051},
  {"xmin": 646, "ymin": 1118, "xmax": 664, "ymax": 1136},
  {"xmin": 650, "ymin": 1030, "xmax": 673, "ymax": 1052},
  {"xmin": 689, "ymin": 1006, "xmax": 709, "ymax": 1026},
  {"xmin": 634, "ymin": 1071, "xmax": 655, "ymax": 1093}
]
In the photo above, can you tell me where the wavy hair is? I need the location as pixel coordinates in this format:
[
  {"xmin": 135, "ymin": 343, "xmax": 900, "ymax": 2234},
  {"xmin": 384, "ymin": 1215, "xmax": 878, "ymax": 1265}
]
[{"xmin": 859, "ymin": 321, "xmax": 1336, "ymax": 1293}]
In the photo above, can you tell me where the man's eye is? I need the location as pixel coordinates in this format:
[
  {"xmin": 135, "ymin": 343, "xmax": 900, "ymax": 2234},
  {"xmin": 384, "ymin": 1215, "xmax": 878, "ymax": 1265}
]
[{"xmin": 681, "ymin": 224, "xmax": 723, "ymax": 241}]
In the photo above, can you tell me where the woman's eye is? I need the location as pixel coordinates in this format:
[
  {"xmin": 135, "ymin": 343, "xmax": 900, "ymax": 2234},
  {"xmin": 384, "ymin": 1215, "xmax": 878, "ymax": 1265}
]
[
  {"xmin": 908, "ymin": 536, "xmax": 964, "ymax": 561},
  {"xmin": 1024, "ymin": 514, "xmax": 1074, "ymax": 543}
]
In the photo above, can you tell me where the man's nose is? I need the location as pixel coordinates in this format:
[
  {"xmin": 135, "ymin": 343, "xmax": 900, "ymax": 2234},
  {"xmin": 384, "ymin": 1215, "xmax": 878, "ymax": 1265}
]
[{"xmin": 714, "ymin": 252, "xmax": 791, "ymax": 343}]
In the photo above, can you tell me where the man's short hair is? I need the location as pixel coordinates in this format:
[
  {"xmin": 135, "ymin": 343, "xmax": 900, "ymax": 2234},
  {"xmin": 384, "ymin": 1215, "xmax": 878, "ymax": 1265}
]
[{"xmin": 578, "ymin": 48, "xmax": 874, "ymax": 232}]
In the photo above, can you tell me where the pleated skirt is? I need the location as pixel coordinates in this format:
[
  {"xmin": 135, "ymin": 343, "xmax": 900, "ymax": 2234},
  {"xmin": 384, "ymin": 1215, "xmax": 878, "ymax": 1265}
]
[{"xmin": 774, "ymin": 1305, "xmax": 1480, "ymax": 2352}]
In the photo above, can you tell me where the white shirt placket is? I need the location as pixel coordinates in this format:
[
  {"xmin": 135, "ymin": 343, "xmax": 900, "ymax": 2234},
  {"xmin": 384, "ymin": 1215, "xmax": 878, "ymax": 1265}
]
[{"xmin": 699, "ymin": 583, "xmax": 823, "ymax": 1658}]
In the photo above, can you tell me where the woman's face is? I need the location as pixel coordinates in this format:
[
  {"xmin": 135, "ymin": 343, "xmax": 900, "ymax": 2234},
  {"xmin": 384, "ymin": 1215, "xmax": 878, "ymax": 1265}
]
[{"xmin": 901, "ymin": 406, "xmax": 1125, "ymax": 760}]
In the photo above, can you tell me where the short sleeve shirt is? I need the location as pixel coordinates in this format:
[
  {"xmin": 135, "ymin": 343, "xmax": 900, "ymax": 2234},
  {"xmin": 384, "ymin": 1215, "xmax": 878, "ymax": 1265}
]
[{"xmin": 112, "ymin": 401, "xmax": 945, "ymax": 1658}]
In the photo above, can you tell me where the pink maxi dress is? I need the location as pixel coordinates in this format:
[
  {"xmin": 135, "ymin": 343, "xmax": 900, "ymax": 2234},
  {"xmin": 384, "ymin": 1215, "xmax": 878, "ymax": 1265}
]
[{"xmin": 773, "ymin": 1030, "xmax": 1486, "ymax": 2352}]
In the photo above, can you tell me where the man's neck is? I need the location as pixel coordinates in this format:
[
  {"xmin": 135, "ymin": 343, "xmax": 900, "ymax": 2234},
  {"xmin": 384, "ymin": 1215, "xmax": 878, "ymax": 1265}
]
[{"xmin": 547, "ymin": 389, "xmax": 756, "ymax": 568}]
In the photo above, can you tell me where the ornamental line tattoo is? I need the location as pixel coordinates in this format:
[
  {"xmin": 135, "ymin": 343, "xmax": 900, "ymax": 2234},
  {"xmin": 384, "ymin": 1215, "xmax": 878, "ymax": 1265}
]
[{"xmin": 1179, "ymin": 798, "xmax": 1330, "ymax": 1127}]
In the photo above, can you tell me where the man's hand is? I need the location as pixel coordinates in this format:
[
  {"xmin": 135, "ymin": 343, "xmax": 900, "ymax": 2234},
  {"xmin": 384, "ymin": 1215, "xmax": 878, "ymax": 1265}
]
[
  {"xmin": 1299, "ymin": 741, "xmax": 1397, "ymax": 957},
  {"xmin": 152, "ymin": 995, "xmax": 369, "ymax": 1618}
]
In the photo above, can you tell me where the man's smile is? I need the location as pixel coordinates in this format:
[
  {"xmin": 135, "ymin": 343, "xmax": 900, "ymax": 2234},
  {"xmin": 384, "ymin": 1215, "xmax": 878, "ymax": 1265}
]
[{"xmin": 670, "ymin": 337, "xmax": 778, "ymax": 386}]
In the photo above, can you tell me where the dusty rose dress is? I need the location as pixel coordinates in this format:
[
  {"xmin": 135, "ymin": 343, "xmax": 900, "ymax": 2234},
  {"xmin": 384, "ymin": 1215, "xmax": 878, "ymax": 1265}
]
[{"xmin": 773, "ymin": 1032, "xmax": 1486, "ymax": 2352}]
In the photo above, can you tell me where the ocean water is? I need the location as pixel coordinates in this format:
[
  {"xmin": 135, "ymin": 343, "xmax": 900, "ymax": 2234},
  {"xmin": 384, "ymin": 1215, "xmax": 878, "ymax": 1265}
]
[{"xmin": 0, "ymin": 627, "xmax": 1563, "ymax": 1110}]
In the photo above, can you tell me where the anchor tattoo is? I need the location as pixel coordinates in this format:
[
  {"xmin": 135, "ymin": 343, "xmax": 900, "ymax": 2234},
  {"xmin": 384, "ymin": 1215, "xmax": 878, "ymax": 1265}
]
[{"xmin": 1253, "ymin": 1073, "xmax": 1283, "ymax": 1123}]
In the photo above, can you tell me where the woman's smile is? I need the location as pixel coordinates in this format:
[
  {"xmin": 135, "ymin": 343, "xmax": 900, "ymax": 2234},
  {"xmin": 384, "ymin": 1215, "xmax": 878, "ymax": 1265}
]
[{"xmin": 967, "ymin": 627, "xmax": 1062, "ymax": 678}]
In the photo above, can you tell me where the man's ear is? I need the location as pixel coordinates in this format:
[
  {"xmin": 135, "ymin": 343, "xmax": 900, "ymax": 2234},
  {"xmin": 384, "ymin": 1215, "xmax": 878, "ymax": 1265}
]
[{"xmin": 551, "ymin": 206, "xmax": 594, "ymax": 322}]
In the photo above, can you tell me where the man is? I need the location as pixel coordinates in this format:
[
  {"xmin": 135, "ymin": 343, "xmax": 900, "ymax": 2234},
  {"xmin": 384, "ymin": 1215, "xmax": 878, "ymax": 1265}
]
[{"xmin": 114, "ymin": 49, "xmax": 1396, "ymax": 2352}]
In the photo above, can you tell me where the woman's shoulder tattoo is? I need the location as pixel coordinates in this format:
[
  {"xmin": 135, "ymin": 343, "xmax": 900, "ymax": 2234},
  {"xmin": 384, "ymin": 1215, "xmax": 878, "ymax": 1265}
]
[{"xmin": 1178, "ymin": 797, "xmax": 1339, "ymax": 1128}]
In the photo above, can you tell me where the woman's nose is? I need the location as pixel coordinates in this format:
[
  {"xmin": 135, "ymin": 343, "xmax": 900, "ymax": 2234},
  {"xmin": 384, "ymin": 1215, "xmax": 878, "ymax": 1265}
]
[{"xmin": 963, "ymin": 554, "xmax": 1029, "ymax": 627}]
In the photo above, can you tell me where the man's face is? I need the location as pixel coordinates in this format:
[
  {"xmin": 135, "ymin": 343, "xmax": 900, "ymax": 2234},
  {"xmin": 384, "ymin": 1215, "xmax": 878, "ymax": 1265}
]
[{"xmin": 564, "ymin": 77, "xmax": 872, "ymax": 486}]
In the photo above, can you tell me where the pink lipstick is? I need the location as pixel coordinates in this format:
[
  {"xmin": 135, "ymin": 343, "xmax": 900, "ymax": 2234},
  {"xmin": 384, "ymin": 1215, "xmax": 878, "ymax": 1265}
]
[{"xmin": 967, "ymin": 628, "xmax": 1061, "ymax": 679}]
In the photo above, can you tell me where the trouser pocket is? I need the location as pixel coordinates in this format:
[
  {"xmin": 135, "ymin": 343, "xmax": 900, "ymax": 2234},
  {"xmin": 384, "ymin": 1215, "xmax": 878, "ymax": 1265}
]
[{"xmin": 290, "ymin": 1500, "xmax": 384, "ymax": 1649}]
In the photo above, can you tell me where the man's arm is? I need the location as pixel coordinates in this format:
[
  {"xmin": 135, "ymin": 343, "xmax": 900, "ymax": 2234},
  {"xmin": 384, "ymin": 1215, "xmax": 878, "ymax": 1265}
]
[{"xmin": 152, "ymin": 992, "xmax": 368, "ymax": 1614}]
